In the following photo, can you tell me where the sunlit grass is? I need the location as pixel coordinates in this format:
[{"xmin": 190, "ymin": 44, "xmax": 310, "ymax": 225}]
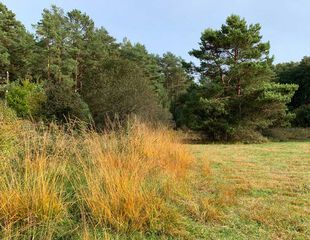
[
  {"xmin": 0, "ymin": 130, "xmax": 69, "ymax": 239},
  {"xmin": 0, "ymin": 116, "xmax": 210, "ymax": 239},
  {"xmin": 190, "ymin": 142, "xmax": 310, "ymax": 239},
  {"xmin": 77, "ymin": 123, "xmax": 193, "ymax": 233},
  {"xmin": 1, "ymin": 105, "xmax": 308, "ymax": 239}
]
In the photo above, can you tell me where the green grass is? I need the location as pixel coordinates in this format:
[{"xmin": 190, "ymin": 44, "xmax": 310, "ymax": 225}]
[{"xmin": 188, "ymin": 141, "xmax": 310, "ymax": 239}]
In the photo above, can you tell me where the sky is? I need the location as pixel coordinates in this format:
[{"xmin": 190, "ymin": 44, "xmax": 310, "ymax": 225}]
[{"xmin": 1, "ymin": 0, "xmax": 309, "ymax": 63}]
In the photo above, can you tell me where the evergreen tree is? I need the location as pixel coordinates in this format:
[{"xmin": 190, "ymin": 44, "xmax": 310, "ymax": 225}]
[
  {"xmin": 120, "ymin": 40, "xmax": 170, "ymax": 109},
  {"xmin": 275, "ymin": 57, "xmax": 310, "ymax": 127},
  {"xmin": 35, "ymin": 5, "xmax": 74, "ymax": 82},
  {"xmin": 67, "ymin": 9, "xmax": 95, "ymax": 91},
  {"xmin": 34, "ymin": 5, "xmax": 90, "ymax": 121},
  {"xmin": 0, "ymin": 3, "xmax": 34, "ymax": 80},
  {"xmin": 179, "ymin": 15, "xmax": 297, "ymax": 140},
  {"xmin": 160, "ymin": 52, "xmax": 191, "ymax": 102},
  {"xmin": 276, "ymin": 57, "xmax": 310, "ymax": 109}
]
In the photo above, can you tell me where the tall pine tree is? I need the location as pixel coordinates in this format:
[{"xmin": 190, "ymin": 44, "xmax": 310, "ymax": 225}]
[{"xmin": 179, "ymin": 15, "xmax": 297, "ymax": 141}]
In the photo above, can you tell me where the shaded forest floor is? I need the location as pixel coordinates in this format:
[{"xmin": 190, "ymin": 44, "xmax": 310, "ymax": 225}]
[{"xmin": 188, "ymin": 141, "xmax": 310, "ymax": 239}]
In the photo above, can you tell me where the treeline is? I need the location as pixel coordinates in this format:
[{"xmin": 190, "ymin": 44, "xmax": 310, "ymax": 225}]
[
  {"xmin": 0, "ymin": 4, "xmax": 191, "ymax": 127},
  {"xmin": 275, "ymin": 57, "xmax": 310, "ymax": 127},
  {"xmin": 0, "ymin": 3, "xmax": 309, "ymax": 141}
]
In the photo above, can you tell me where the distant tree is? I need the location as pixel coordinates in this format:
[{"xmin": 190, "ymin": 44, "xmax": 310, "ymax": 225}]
[
  {"xmin": 275, "ymin": 57, "xmax": 310, "ymax": 127},
  {"xmin": 34, "ymin": 6, "xmax": 91, "ymax": 122},
  {"xmin": 293, "ymin": 104, "xmax": 310, "ymax": 127},
  {"xmin": 160, "ymin": 52, "xmax": 191, "ymax": 103},
  {"xmin": 178, "ymin": 15, "xmax": 297, "ymax": 141},
  {"xmin": 34, "ymin": 5, "xmax": 74, "ymax": 82},
  {"xmin": 0, "ymin": 3, "xmax": 34, "ymax": 80},
  {"xmin": 120, "ymin": 40, "xmax": 170, "ymax": 109},
  {"xmin": 276, "ymin": 57, "xmax": 310, "ymax": 108},
  {"xmin": 79, "ymin": 26, "xmax": 119, "ymax": 98},
  {"xmin": 67, "ymin": 9, "xmax": 96, "ymax": 92},
  {"xmin": 83, "ymin": 56, "xmax": 170, "ymax": 128},
  {"xmin": 159, "ymin": 52, "xmax": 192, "ymax": 125}
]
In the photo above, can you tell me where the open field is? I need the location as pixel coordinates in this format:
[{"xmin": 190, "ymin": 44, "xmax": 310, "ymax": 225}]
[{"xmin": 189, "ymin": 142, "xmax": 310, "ymax": 239}]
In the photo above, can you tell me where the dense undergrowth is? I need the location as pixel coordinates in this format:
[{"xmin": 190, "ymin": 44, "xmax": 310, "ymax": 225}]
[{"xmin": 0, "ymin": 103, "xmax": 238, "ymax": 239}]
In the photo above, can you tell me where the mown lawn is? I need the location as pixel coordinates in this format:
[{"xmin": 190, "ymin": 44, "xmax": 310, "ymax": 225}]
[{"xmin": 188, "ymin": 141, "xmax": 310, "ymax": 240}]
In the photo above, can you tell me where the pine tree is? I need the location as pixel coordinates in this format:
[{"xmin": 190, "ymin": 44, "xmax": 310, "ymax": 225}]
[
  {"xmin": 160, "ymin": 52, "xmax": 191, "ymax": 103},
  {"xmin": 120, "ymin": 40, "xmax": 170, "ymax": 109},
  {"xmin": 35, "ymin": 5, "xmax": 73, "ymax": 82},
  {"xmin": 67, "ymin": 9, "xmax": 95, "ymax": 91},
  {"xmin": 180, "ymin": 15, "xmax": 297, "ymax": 141},
  {"xmin": 0, "ymin": 3, "xmax": 34, "ymax": 80},
  {"xmin": 34, "ymin": 5, "xmax": 90, "ymax": 121}
]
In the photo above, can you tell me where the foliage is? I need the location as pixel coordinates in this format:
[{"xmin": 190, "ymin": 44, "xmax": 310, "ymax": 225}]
[
  {"xmin": 0, "ymin": 2, "xmax": 305, "ymax": 138},
  {"xmin": 275, "ymin": 56, "xmax": 310, "ymax": 127},
  {"xmin": 120, "ymin": 40, "xmax": 169, "ymax": 109},
  {"xmin": 176, "ymin": 15, "xmax": 297, "ymax": 141},
  {"xmin": 82, "ymin": 57, "xmax": 171, "ymax": 127},
  {"xmin": 0, "ymin": 3, "xmax": 34, "ymax": 79},
  {"xmin": 43, "ymin": 79, "xmax": 90, "ymax": 122},
  {"xmin": 31, "ymin": 5, "xmax": 171, "ymax": 125},
  {"xmin": 293, "ymin": 104, "xmax": 310, "ymax": 127},
  {"xmin": 160, "ymin": 52, "xmax": 192, "ymax": 122},
  {"xmin": 275, "ymin": 57, "xmax": 310, "ymax": 108},
  {"xmin": 6, "ymin": 80, "xmax": 46, "ymax": 119}
]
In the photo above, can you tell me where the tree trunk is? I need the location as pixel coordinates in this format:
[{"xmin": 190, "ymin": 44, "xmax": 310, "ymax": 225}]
[{"xmin": 234, "ymin": 48, "xmax": 241, "ymax": 96}]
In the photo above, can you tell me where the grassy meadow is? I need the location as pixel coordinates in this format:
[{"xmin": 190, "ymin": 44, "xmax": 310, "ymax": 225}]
[
  {"xmin": 190, "ymin": 142, "xmax": 310, "ymax": 239},
  {"xmin": 0, "ymin": 107, "xmax": 309, "ymax": 239}
]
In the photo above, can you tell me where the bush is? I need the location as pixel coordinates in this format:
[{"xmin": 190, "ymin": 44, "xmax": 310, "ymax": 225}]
[
  {"xmin": 6, "ymin": 80, "xmax": 46, "ymax": 119},
  {"xmin": 44, "ymin": 80, "xmax": 91, "ymax": 122},
  {"xmin": 293, "ymin": 104, "xmax": 310, "ymax": 127},
  {"xmin": 232, "ymin": 127, "xmax": 268, "ymax": 143}
]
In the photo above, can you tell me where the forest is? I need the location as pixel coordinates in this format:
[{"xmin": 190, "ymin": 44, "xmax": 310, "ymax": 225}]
[{"xmin": 0, "ymin": 2, "xmax": 309, "ymax": 239}]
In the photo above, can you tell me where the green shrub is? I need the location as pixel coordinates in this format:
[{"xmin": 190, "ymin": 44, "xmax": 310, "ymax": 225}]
[
  {"xmin": 44, "ymin": 80, "xmax": 91, "ymax": 123},
  {"xmin": 6, "ymin": 80, "xmax": 46, "ymax": 119}
]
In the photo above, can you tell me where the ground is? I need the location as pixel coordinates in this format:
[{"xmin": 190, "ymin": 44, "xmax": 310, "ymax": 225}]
[{"xmin": 188, "ymin": 141, "xmax": 310, "ymax": 240}]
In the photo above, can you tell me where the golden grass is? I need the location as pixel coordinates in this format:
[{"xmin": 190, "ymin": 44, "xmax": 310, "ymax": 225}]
[
  {"xmin": 0, "ymin": 116, "xmax": 205, "ymax": 238},
  {"xmin": 77, "ymin": 123, "xmax": 194, "ymax": 233},
  {"xmin": 0, "ymin": 125, "xmax": 69, "ymax": 239},
  {"xmin": 3, "ymin": 103, "xmax": 258, "ymax": 239}
]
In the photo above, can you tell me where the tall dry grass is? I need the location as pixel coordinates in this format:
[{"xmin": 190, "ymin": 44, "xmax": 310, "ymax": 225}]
[
  {"xmin": 78, "ymin": 123, "xmax": 193, "ymax": 233},
  {"xmin": 0, "ymin": 119, "xmax": 74, "ymax": 239},
  {"xmin": 0, "ymin": 112, "xmax": 196, "ymax": 238}
]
